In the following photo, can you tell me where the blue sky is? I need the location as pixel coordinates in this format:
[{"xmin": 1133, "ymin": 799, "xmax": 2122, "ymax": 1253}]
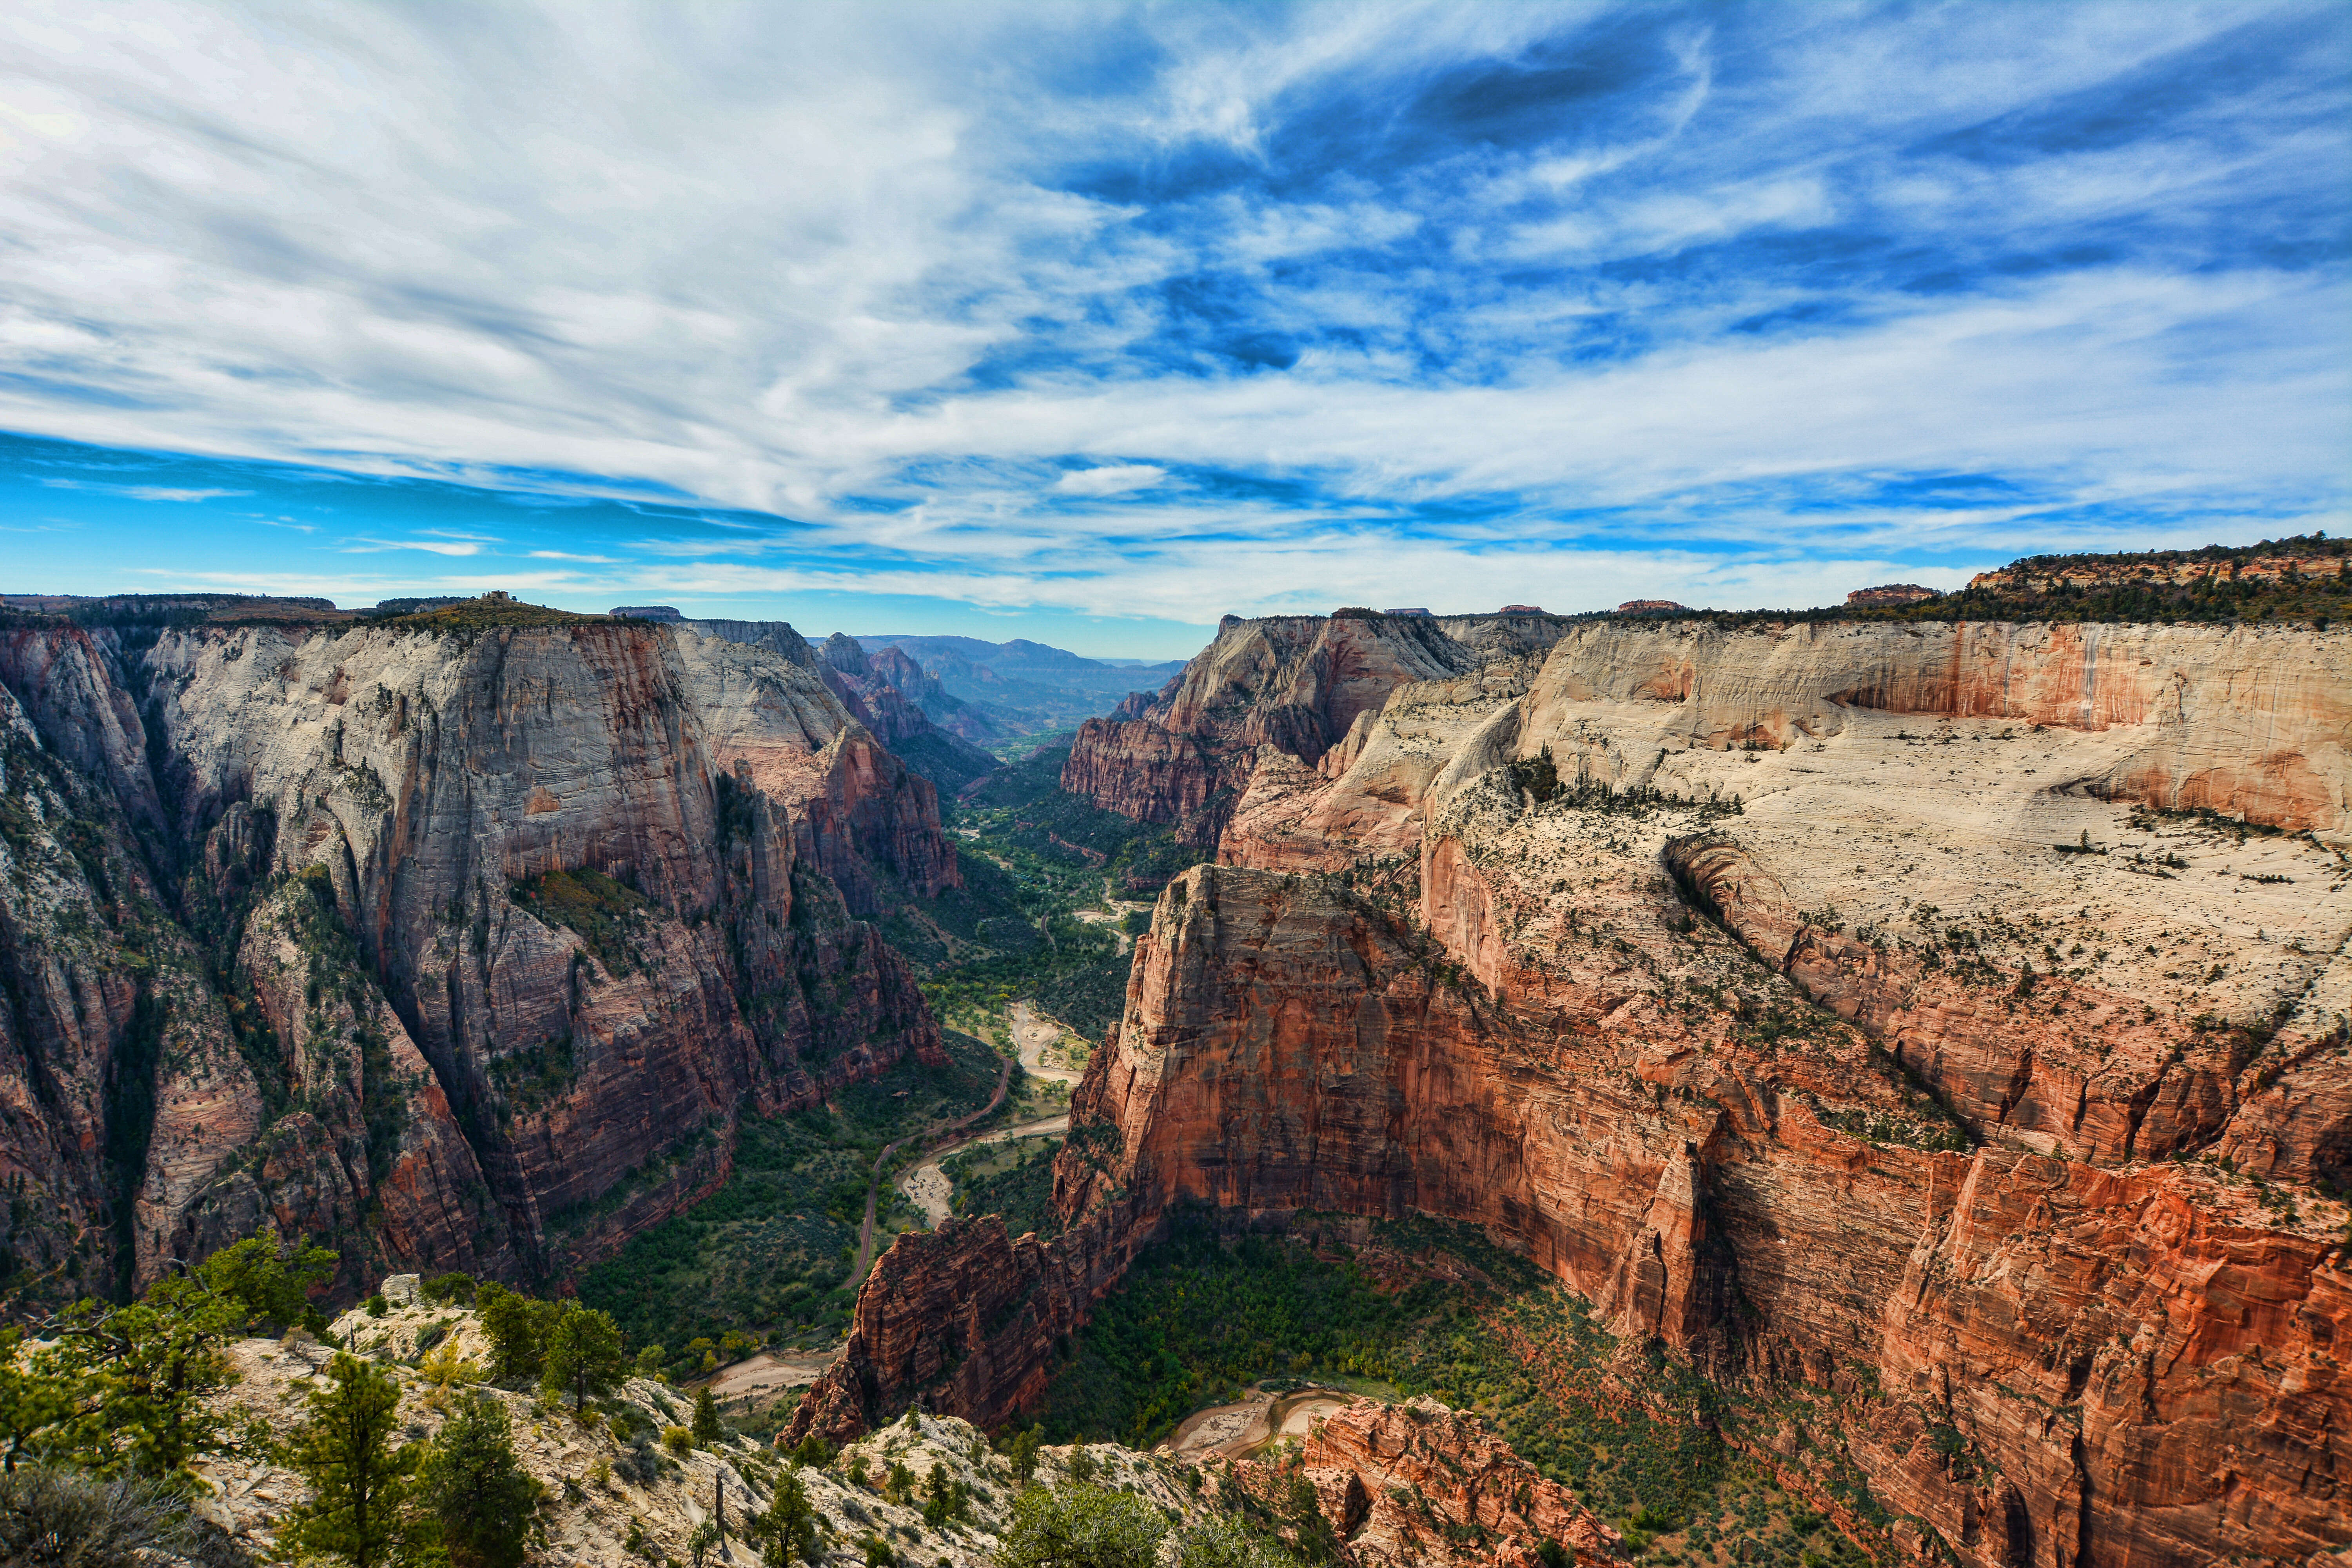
[{"xmin": 0, "ymin": 2, "xmax": 2345, "ymax": 658}]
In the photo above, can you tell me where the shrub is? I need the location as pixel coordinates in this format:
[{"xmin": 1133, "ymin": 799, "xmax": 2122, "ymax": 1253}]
[
  {"xmin": 996, "ymin": 1484, "xmax": 1164, "ymax": 1568},
  {"xmin": 0, "ymin": 1466, "xmax": 232, "ymax": 1568},
  {"xmin": 422, "ymin": 1274, "xmax": 477, "ymax": 1307},
  {"xmin": 662, "ymin": 1426, "xmax": 694, "ymax": 1457}
]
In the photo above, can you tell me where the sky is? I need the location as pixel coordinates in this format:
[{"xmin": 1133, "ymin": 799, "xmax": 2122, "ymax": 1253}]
[{"xmin": 0, "ymin": 2, "xmax": 2346, "ymax": 659}]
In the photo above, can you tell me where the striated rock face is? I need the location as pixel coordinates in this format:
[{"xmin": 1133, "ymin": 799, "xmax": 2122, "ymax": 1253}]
[
  {"xmin": 1051, "ymin": 864, "xmax": 2352, "ymax": 1568},
  {"xmin": 784, "ymin": 1207, "xmax": 1151, "ymax": 1446},
  {"xmin": 0, "ymin": 613, "xmax": 949, "ymax": 1298},
  {"xmin": 1514, "ymin": 619, "xmax": 2349, "ymax": 838},
  {"xmin": 805, "ymin": 606, "xmax": 2352, "ymax": 1568},
  {"xmin": 1062, "ymin": 610, "xmax": 1569, "ymax": 844},
  {"xmin": 694, "ymin": 620, "xmax": 997, "ymax": 796},
  {"xmin": 1222, "ymin": 1397, "xmax": 1621, "ymax": 1567}
]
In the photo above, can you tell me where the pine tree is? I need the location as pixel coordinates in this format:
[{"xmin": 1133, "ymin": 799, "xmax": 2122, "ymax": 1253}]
[
  {"xmin": 690, "ymin": 1385, "xmax": 723, "ymax": 1447},
  {"xmin": 758, "ymin": 1465, "xmax": 817, "ymax": 1568},
  {"xmin": 416, "ymin": 1394, "xmax": 542, "ymax": 1568},
  {"xmin": 474, "ymin": 1285, "xmax": 557, "ymax": 1385},
  {"xmin": 280, "ymin": 1353, "xmax": 417, "ymax": 1568},
  {"xmin": 540, "ymin": 1304, "xmax": 626, "ymax": 1412}
]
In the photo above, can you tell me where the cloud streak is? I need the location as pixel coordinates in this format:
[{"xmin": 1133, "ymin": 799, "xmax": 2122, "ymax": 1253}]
[{"xmin": 0, "ymin": 0, "xmax": 2342, "ymax": 652}]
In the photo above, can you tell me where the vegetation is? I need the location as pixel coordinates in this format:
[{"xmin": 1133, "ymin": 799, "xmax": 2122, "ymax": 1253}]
[
  {"xmin": 944, "ymin": 1136, "xmax": 1064, "ymax": 1238},
  {"xmin": 541, "ymin": 1303, "xmax": 629, "ymax": 1411},
  {"xmin": 3, "ymin": 1230, "xmax": 333, "ymax": 1485},
  {"xmin": 279, "ymin": 1354, "xmax": 418, "ymax": 1568},
  {"xmin": 509, "ymin": 867, "xmax": 649, "ymax": 978},
  {"xmin": 574, "ymin": 1031, "xmax": 1004, "ymax": 1361},
  {"xmin": 995, "ymin": 1483, "xmax": 1167, "ymax": 1568},
  {"xmin": 882, "ymin": 739, "xmax": 1192, "ymax": 1045},
  {"xmin": 1039, "ymin": 1216, "xmax": 1873, "ymax": 1567},
  {"xmin": 749, "ymin": 1463, "xmax": 819, "ymax": 1566},
  {"xmin": 381, "ymin": 591, "xmax": 616, "ymax": 631},
  {"xmin": 1509, "ymin": 748, "xmax": 1744, "ymax": 822},
  {"xmin": 414, "ymin": 1396, "xmax": 543, "ymax": 1568},
  {"xmin": 1655, "ymin": 532, "xmax": 2348, "ymax": 630},
  {"xmin": 0, "ymin": 1464, "xmax": 245, "ymax": 1568},
  {"xmin": 475, "ymin": 1284, "xmax": 560, "ymax": 1384}
]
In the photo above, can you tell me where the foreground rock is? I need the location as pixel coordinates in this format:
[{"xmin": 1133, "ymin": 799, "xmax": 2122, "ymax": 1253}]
[{"xmin": 193, "ymin": 1290, "xmax": 1203, "ymax": 1568}]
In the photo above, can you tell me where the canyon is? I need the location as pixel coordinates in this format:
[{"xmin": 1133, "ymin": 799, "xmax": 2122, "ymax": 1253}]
[
  {"xmin": 801, "ymin": 595, "xmax": 2352, "ymax": 1568},
  {"xmin": 0, "ymin": 604, "xmax": 952, "ymax": 1303},
  {"xmin": 5, "ymin": 559, "xmax": 2349, "ymax": 1568}
]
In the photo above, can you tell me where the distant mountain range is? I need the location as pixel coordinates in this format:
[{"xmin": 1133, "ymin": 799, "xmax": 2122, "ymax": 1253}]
[{"xmin": 853, "ymin": 635, "xmax": 1187, "ymax": 752}]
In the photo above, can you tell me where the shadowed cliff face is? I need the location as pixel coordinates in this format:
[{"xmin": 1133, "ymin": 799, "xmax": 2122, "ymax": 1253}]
[
  {"xmin": 804, "ymin": 614, "xmax": 2352, "ymax": 1568},
  {"xmin": 0, "ymin": 616, "xmax": 951, "ymax": 1300}
]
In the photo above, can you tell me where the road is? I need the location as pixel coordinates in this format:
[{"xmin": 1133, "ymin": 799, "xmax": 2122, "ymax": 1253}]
[
  {"xmin": 897, "ymin": 1113, "xmax": 1072, "ymax": 1227},
  {"xmin": 851, "ymin": 1047, "xmax": 1011, "ymax": 1281},
  {"xmin": 1069, "ymin": 877, "xmax": 1155, "ymax": 954},
  {"xmin": 894, "ymin": 1002, "xmax": 1085, "ymax": 1228}
]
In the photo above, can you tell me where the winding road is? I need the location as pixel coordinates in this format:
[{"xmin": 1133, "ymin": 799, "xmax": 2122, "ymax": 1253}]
[
  {"xmin": 851, "ymin": 1047, "xmax": 1011, "ymax": 1281},
  {"xmin": 893, "ymin": 1001, "xmax": 1087, "ymax": 1229}
]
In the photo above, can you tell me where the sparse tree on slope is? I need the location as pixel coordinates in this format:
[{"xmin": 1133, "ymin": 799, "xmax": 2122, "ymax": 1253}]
[
  {"xmin": 415, "ymin": 1394, "xmax": 542, "ymax": 1568},
  {"xmin": 691, "ymin": 1385, "xmax": 724, "ymax": 1447},
  {"xmin": 279, "ymin": 1353, "xmax": 416, "ymax": 1568},
  {"xmin": 541, "ymin": 1303, "xmax": 627, "ymax": 1413},
  {"xmin": 996, "ymin": 1483, "xmax": 1167, "ymax": 1568}
]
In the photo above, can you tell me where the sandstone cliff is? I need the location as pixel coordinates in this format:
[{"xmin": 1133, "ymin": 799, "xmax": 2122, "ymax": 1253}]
[
  {"xmin": 802, "ymin": 607, "xmax": 2352, "ymax": 1568},
  {"xmin": 1217, "ymin": 1397, "xmax": 1621, "ymax": 1567},
  {"xmin": 0, "ymin": 610, "xmax": 952, "ymax": 1301},
  {"xmin": 1061, "ymin": 610, "xmax": 1570, "ymax": 845}
]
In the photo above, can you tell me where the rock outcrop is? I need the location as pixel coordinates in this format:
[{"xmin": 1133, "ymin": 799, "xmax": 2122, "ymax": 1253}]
[
  {"xmin": 194, "ymin": 1288, "xmax": 1208, "ymax": 1568},
  {"xmin": 803, "ymin": 603, "xmax": 2352, "ymax": 1568},
  {"xmin": 690, "ymin": 621, "xmax": 998, "ymax": 795},
  {"xmin": 0, "ymin": 610, "xmax": 951, "ymax": 1299},
  {"xmin": 1062, "ymin": 610, "xmax": 1570, "ymax": 845},
  {"xmin": 1219, "ymin": 1397, "xmax": 1621, "ymax": 1567}
]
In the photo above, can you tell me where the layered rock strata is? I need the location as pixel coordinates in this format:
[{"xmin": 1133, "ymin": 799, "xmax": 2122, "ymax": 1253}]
[
  {"xmin": 1062, "ymin": 610, "xmax": 1571, "ymax": 845},
  {"xmin": 693, "ymin": 621, "xmax": 998, "ymax": 797},
  {"xmin": 804, "ymin": 612, "xmax": 2352, "ymax": 1568},
  {"xmin": 0, "ymin": 613, "xmax": 949, "ymax": 1299},
  {"xmin": 1218, "ymin": 1397, "xmax": 1622, "ymax": 1567}
]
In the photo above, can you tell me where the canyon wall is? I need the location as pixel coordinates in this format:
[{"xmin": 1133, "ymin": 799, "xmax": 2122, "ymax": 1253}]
[
  {"xmin": 0, "ymin": 613, "xmax": 950, "ymax": 1300},
  {"xmin": 1061, "ymin": 610, "xmax": 1569, "ymax": 844},
  {"xmin": 807, "ymin": 613, "xmax": 2352, "ymax": 1568}
]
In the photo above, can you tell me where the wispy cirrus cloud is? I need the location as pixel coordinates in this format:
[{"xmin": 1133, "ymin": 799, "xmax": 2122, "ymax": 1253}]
[{"xmin": 0, "ymin": 1, "xmax": 2341, "ymax": 655}]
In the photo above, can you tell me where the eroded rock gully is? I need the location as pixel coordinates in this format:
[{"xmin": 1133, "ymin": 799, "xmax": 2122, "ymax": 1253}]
[
  {"xmin": 806, "ymin": 614, "xmax": 2352, "ymax": 1568},
  {"xmin": 1217, "ymin": 1397, "xmax": 1623, "ymax": 1567},
  {"xmin": 0, "ymin": 615, "xmax": 951, "ymax": 1299}
]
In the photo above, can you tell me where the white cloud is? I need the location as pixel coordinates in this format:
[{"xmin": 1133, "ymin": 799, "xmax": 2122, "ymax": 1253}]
[
  {"xmin": 0, "ymin": 0, "xmax": 2339, "ymax": 632},
  {"xmin": 40, "ymin": 478, "xmax": 249, "ymax": 502},
  {"xmin": 1051, "ymin": 465, "xmax": 1167, "ymax": 496},
  {"xmin": 342, "ymin": 539, "xmax": 482, "ymax": 556}
]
